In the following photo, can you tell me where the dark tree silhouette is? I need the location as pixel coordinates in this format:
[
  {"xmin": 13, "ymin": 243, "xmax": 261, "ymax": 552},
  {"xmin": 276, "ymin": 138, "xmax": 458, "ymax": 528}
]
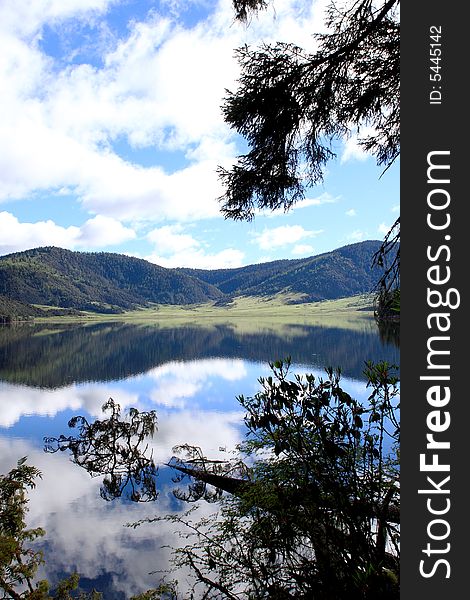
[
  {"xmin": 372, "ymin": 216, "xmax": 400, "ymax": 319},
  {"xmin": 220, "ymin": 0, "xmax": 399, "ymax": 220},
  {"xmin": 134, "ymin": 360, "xmax": 400, "ymax": 599},
  {"xmin": 168, "ymin": 444, "xmax": 252, "ymax": 503},
  {"xmin": 221, "ymin": 0, "xmax": 400, "ymax": 312},
  {"xmin": 0, "ymin": 459, "xmax": 102, "ymax": 599},
  {"xmin": 232, "ymin": 0, "xmax": 269, "ymax": 22},
  {"xmin": 44, "ymin": 399, "xmax": 159, "ymax": 502}
]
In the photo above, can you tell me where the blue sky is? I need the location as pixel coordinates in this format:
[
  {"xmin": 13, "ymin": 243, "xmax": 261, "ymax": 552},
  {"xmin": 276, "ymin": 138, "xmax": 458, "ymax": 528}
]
[{"xmin": 0, "ymin": 0, "xmax": 399, "ymax": 268}]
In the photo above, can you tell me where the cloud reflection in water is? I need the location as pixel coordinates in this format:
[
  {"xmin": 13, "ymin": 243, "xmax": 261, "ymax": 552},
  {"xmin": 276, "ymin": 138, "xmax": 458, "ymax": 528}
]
[{"xmin": 0, "ymin": 325, "xmax": 398, "ymax": 598}]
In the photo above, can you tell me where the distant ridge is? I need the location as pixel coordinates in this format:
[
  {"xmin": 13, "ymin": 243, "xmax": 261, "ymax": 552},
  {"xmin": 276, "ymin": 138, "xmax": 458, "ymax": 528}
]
[
  {"xmin": 0, "ymin": 247, "xmax": 222, "ymax": 314},
  {"xmin": 0, "ymin": 241, "xmax": 382, "ymax": 316},
  {"xmin": 179, "ymin": 240, "xmax": 382, "ymax": 302}
]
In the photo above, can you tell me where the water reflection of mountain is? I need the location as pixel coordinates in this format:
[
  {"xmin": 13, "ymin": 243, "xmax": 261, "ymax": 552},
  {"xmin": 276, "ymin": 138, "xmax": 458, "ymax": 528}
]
[{"xmin": 0, "ymin": 322, "xmax": 399, "ymax": 389}]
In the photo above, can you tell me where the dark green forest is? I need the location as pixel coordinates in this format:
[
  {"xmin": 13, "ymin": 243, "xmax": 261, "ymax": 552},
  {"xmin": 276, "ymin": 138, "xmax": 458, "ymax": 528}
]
[
  {"xmin": 0, "ymin": 241, "xmax": 382, "ymax": 317},
  {"xmin": 0, "ymin": 246, "xmax": 223, "ymax": 315},
  {"xmin": 0, "ymin": 295, "xmax": 45, "ymax": 322},
  {"xmin": 180, "ymin": 240, "xmax": 382, "ymax": 300},
  {"xmin": 0, "ymin": 321, "xmax": 399, "ymax": 389}
]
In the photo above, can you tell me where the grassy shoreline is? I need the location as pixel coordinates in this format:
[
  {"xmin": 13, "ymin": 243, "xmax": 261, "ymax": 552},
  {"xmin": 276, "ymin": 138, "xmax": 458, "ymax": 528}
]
[{"xmin": 32, "ymin": 294, "xmax": 377, "ymax": 333}]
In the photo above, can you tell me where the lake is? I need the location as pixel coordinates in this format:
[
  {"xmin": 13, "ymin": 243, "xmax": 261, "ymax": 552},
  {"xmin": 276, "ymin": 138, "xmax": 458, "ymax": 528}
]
[{"xmin": 0, "ymin": 318, "xmax": 399, "ymax": 598}]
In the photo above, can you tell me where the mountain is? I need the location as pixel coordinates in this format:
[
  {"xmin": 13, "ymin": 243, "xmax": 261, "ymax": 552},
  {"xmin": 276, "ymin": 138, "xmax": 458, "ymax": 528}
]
[
  {"xmin": 0, "ymin": 294, "xmax": 83, "ymax": 322},
  {"xmin": 0, "ymin": 241, "xmax": 382, "ymax": 315},
  {"xmin": 0, "ymin": 247, "xmax": 223, "ymax": 314},
  {"xmin": 179, "ymin": 240, "xmax": 382, "ymax": 302},
  {"xmin": 0, "ymin": 294, "xmax": 47, "ymax": 321}
]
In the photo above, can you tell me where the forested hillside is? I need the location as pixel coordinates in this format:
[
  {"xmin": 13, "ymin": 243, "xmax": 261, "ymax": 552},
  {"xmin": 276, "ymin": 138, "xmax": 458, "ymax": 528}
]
[
  {"xmin": 0, "ymin": 295, "xmax": 46, "ymax": 321},
  {"xmin": 0, "ymin": 247, "xmax": 222, "ymax": 313},
  {"xmin": 180, "ymin": 240, "xmax": 382, "ymax": 301},
  {"xmin": 0, "ymin": 241, "xmax": 382, "ymax": 315}
]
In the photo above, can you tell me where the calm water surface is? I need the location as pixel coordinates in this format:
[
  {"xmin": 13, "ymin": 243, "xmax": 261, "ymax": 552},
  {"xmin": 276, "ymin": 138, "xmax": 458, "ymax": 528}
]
[{"xmin": 0, "ymin": 319, "xmax": 399, "ymax": 598}]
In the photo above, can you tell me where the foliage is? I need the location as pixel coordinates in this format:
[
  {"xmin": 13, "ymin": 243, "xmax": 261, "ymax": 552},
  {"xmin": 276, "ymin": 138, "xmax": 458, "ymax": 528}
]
[
  {"xmin": 0, "ymin": 242, "xmax": 384, "ymax": 316},
  {"xmin": 372, "ymin": 218, "xmax": 400, "ymax": 319},
  {"xmin": 44, "ymin": 399, "xmax": 159, "ymax": 502},
  {"xmin": 231, "ymin": 0, "xmax": 269, "ymax": 23},
  {"xmin": 181, "ymin": 240, "xmax": 383, "ymax": 300},
  {"xmin": 0, "ymin": 458, "xmax": 45, "ymax": 599},
  {"xmin": 0, "ymin": 459, "xmax": 101, "ymax": 599},
  {"xmin": 219, "ymin": 0, "xmax": 400, "ymax": 221},
  {"xmin": 168, "ymin": 444, "xmax": 251, "ymax": 503},
  {"xmin": 130, "ymin": 582, "xmax": 178, "ymax": 600},
  {"xmin": 375, "ymin": 288, "xmax": 400, "ymax": 321},
  {"xmin": 0, "ymin": 296, "xmax": 45, "ymax": 322},
  {"xmin": 134, "ymin": 360, "xmax": 400, "ymax": 599},
  {"xmin": 3, "ymin": 360, "xmax": 399, "ymax": 598},
  {"xmin": 221, "ymin": 0, "xmax": 401, "ymax": 318},
  {"xmin": 0, "ymin": 247, "xmax": 222, "ymax": 313}
]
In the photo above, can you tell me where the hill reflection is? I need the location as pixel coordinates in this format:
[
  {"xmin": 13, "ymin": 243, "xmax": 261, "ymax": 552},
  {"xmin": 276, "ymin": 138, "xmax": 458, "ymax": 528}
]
[{"xmin": 0, "ymin": 321, "xmax": 399, "ymax": 389}]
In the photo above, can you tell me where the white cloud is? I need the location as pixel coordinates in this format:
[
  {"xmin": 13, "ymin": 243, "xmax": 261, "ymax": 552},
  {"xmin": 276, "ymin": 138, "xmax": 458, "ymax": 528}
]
[
  {"xmin": 341, "ymin": 138, "xmax": 369, "ymax": 163},
  {"xmin": 148, "ymin": 358, "xmax": 248, "ymax": 384},
  {"xmin": 154, "ymin": 408, "xmax": 245, "ymax": 461},
  {"xmin": 0, "ymin": 382, "xmax": 140, "ymax": 428},
  {"xmin": 0, "ymin": 211, "xmax": 135, "ymax": 255},
  {"xmin": 0, "ymin": 211, "xmax": 79, "ymax": 254},
  {"xmin": 0, "ymin": 436, "xmax": 222, "ymax": 599},
  {"xmin": 346, "ymin": 208, "xmax": 356, "ymax": 217},
  {"xmin": 292, "ymin": 244, "xmax": 314, "ymax": 256},
  {"xmin": 0, "ymin": 120, "xmax": 226, "ymax": 222},
  {"xmin": 150, "ymin": 380, "xmax": 200, "ymax": 409},
  {"xmin": 0, "ymin": 0, "xmax": 117, "ymax": 37},
  {"xmin": 392, "ymin": 204, "xmax": 400, "ymax": 213},
  {"xmin": 347, "ymin": 230, "xmax": 365, "ymax": 242},
  {"xmin": 0, "ymin": 0, "xmax": 329, "ymax": 227},
  {"xmin": 147, "ymin": 247, "xmax": 244, "ymax": 269},
  {"xmin": 340, "ymin": 127, "xmax": 377, "ymax": 163},
  {"xmin": 84, "ymin": 156, "xmax": 227, "ymax": 222},
  {"xmin": 147, "ymin": 224, "xmax": 198, "ymax": 254},
  {"xmin": 0, "ymin": 3, "xmax": 239, "ymax": 221},
  {"xmin": 262, "ymin": 192, "xmax": 337, "ymax": 217},
  {"xmin": 253, "ymin": 225, "xmax": 322, "ymax": 251},
  {"xmin": 0, "ymin": 357, "xmax": 248, "ymax": 429},
  {"xmin": 148, "ymin": 357, "xmax": 248, "ymax": 410},
  {"xmin": 145, "ymin": 225, "xmax": 245, "ymax": 268},
  {"xmin": 294, "ymin": 193, "xmax": 338, "ymax": 210},
  {"xmin": 76, "ymin": 214, "xmax": 136, "ymax": 246},
  {"xmin": 378, "ymin": 222, "xmax": 390, "ymax": 235}
]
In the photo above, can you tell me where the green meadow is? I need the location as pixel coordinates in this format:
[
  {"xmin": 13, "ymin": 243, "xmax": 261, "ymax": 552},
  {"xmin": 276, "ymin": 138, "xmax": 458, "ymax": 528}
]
[{"xmin": 34, "ymin": 293, "xmax": 376, "ymax": 334}]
